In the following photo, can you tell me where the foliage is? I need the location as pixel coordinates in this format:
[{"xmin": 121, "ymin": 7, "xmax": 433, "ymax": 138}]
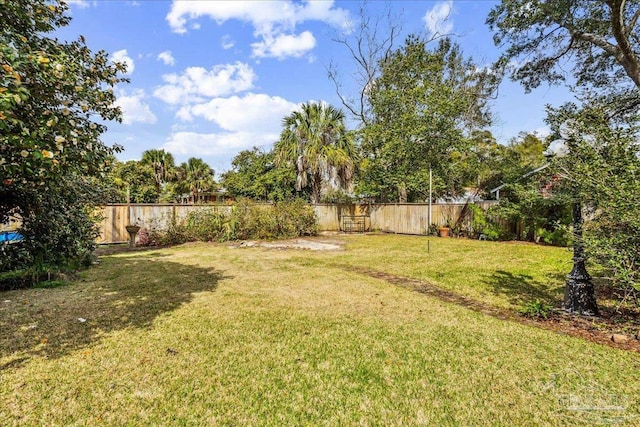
[
  {"xmin": 490, "ymin": 1, "xmax": 640, "ymax": 304},
  {"xmin": 231, "ymin": 199, "xmax": 318, "ymax": 240},
  {"xmin": 147, "ymin": 214, "xmax": 188, "ymax": 246},
  {"xmin": 0, "ymin": 0, "xmax": 125, "ymax": 221},
  {"xmin": 221, "ymin": 147, "xmax": 301, "ymax": 202},
  {"xmin": 358, "ymin": 36, "xmax": 499, "ymax": 202},
  {"xmin": 488, "ymin": 0, "xmax": 640, "ymax": 98},
  {"xmin": 140, "ymin": 149, "xmax": 176, "ymax": 201},
  {"xmin": 546, "ymin": 103, "xmax": 640, "ymax": 303},
  {"xmin": 0, "ymin": 269, "xmax": 33, "ymax": 291},
  {"xmin": 175, "ymin": 157, "xmax": 216, "ymax": 203},
  {"xmin": 108, "ymin": 159, "xmax": 158, "ymax": 203},
  {"xmin": 1, "ymin": 175, "xmax": 103, "ymax": 288},
  {"xmin": 478, "ymin": 132, "xmax": 573, "ymax": 243},
  {"xmin": 275, "ymin": 102, "xmax": 356, "ymax": 204},
  {"xmin": 520, "ymin": 299, "xmax": 553, "ymax": 319},
  {"xmin": 468, "ymin": 203, "xmax": 512, "ymax": 241},
  {"xmin": 145, "ymin": 200, "xmax": 318, "ymax": 245},
  {"xmin": 452, "ymin": 130, "xmax": 506, "ymax": 197},
  {"xmin": 0, "ymin": 0, "xmax": 125, "ymax": 285},
  {"xmin": 319, "ymin": 188, "xmax": 354, "ymax": 204},
  {"xmin": 105, "ymin": 155, "xmax": 217, "ymax": 204},
  {"xmin": 491, "ymin": 182, "xmax": 572, "ymax": 242},
  {"xmin": 537, "ymin": 223, "xmax": 571, "ymax": 247},
  {"xmin": 478, "ymin": 222, "xmax": 505, "ymax": 242}
]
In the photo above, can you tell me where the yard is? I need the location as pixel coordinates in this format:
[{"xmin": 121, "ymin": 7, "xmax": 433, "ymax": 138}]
[{"xmin": 1, "ymin": 234, "xmax": 639, "ymax": 426}]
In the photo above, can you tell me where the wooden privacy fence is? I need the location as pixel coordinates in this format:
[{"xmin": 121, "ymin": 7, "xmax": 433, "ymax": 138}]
[
  {"xmin": 98, "ymin": 204, "xmax": 232, "ymax": 243},
  {"xmin": 97, "ymin": 202, "xmax": 499, "ymax": 244}
]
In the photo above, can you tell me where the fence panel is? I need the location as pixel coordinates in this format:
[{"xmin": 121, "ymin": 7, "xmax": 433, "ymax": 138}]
[{"xmin": 96, "ymin": 201, "xmax": 502, "ymax": 244}]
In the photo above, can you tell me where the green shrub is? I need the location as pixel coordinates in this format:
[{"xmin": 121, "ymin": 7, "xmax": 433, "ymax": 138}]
[
  {"xmin": 147, "ymin": 215, "xmax": 188, "ymax": 246},
  {"xmin": 537, "ymin": 223, "xmax": 571, "ymax": 247},
  {"xmin": 479, "ymin": 221, "xmax": 514, "ymax": 241},
  {"xmin": 144, "ymin": 200, "xmax": 318, "ymax": 245},
  {"xmin": 320, "ymin": 189, "xmax": 353, "ymax": 204},
  {"xmin": 184, "ymin": 209, "xmax": 232, "ymax": 242},
  {"xmin": 468, "ymin": 204, "xmax": 487, "ymax": 238},
  {"xmin": 0, "ymin": 269, "xmax": 33, "ymax": 291},
  {"xmin": 520, "ymin": 299, "xmax": 553, "ymax": 319}
]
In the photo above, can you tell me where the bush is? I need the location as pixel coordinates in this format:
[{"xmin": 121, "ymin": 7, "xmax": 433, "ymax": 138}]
[
  {"xmin": 520, "ymin": 299, "xmax": 553, "ymax": 319},
  {"xmin": 0, "ymin": 269, "xmax": 33, "ymax": 291},
  {"xmin": 185, "ymin": 209, "xmax": 233, "ymax": 242},
  {"xmin": 537, "ymin": 222, "xmax": 571, "ymax": 247},
  {"xmin": 143, "ymin": 200, "xmax": 318, "ymax": 245},
  {"xmin": 1, "ymin": 176, "xmax": 104, "ymax": 289},
  {"xmin": 147, "ymin": 215, "xmax": 188, "ymax": 246}
]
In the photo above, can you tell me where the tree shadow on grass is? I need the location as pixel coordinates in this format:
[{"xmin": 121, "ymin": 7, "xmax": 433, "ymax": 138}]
[
  {"xmin": 0, "ymin": 250, "xmax": 229, "ymax": 369},
  {"xmin": 482, "ymin": 270, "xmax": 565, "ymax": 307}
]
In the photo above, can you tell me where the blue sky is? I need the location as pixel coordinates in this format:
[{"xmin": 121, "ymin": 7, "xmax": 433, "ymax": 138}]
[{"xmin": 59, "ymin": 0, "xmax": 574, "ymax": 176}]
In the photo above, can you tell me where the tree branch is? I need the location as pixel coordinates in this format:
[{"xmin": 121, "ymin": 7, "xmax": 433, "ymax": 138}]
[
  {"xmin": 607, "ymin": 0, "xmax": 640, "ymax": 87},
  {"xmin": 571, "ymin": 31, "xmax": 619, "ymax": 57},
  {"xmin": 625, "ymin": 5, "xmax": 640, "ymax": 35}
]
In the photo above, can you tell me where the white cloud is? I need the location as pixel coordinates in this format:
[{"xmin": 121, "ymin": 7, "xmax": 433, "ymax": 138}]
[
  {"xmin": 163, "ymin": 131, "xmax": 277, "ymax": 158},
  {"xmin": 424, "ymin": 1, "xmax": 454, "ymax": 36},
  {"xmin": 157, "ymin": 50, "xmax": 175, "ymax": 66},
  {"xmin": 113, "ymin": 89, "xmax": 157, "ymax": 125},
  {"xmin": 252, "ymin": 31, "xmax": 316, "ymax": 59},
  {"xmin": 66, "ymin": 0, "xmax": 90, "ymax": 8},
  {"xmin": 111, "ymin": 49, "xmax": 135, "ymax": 74},
  {"xmin": 177, "ymin": 93, "xmax": 298, "ymax": 132},
  {"xmin": 165, "ymin": 0, "xmax": 350, "ymax": 59},
  {"xmin": 221, "ymin": 35, "xmax": 235, "ymax": 50},
  {"xmin": 165, "ymin": 93, "xmax": 299, "ymax": 160},
  {"xmin": 154, "ymin": 62, "xmax": 256, "ymax": 105}
]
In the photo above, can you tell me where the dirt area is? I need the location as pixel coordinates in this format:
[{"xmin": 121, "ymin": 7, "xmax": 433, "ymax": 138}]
[{"xmin": 235, "ymin": 238, "xmax": 344, "ymax": 251}]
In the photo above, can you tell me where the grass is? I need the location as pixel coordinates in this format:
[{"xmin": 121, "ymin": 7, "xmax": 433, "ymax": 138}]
[{"xmin": 1, "ymin": 235, "xmax": 639, "ymax": 426}]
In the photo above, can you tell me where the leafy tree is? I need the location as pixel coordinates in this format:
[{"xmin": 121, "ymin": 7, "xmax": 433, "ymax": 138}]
[
  {"xmin": 359, "ymin": 36, "xmax": 498, "ymax": 202},
  {"xmin": 0, "ymin": 0, "xmax": 125, "ymax": 275},
  {"xmin": 546, "ymin": 103, "xmax": 640, "ymax": 303},
  {"xmin": 489, "ymin": 1, "xmax": 640, "ymax": 305},
  {"xmin": 455, "ymin": 130, "xmax": 506, "ymax": 196},
  {"xmin": 140, "ymin": 149, "xmax": 176, "ymax": 200},
  {"xmin": 177, "ymin": 157, "xmax": 215, "ymax": 203},
  {"xmin": 487, "ymin": 0, "xmax": 640, "ymax": 96},
  {"xmin": 221, "ymin": 147, "xmax": 300, "ymax": 202},
  {"xmin": 274, "ymin": 102, "xmax": 356, "ymax": 204},
  {"xmin": 108, "ymin": 159, "xmax": 158, "ymax": 203},
  {"xmin": 470, "ymin": 132, "xmax": 572, "ymax": 242}
]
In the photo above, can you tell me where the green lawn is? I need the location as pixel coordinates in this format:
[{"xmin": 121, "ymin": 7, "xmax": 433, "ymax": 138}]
[{"xmin": 1, "ymin": 235, "xmax": 638, "ymax": 426}]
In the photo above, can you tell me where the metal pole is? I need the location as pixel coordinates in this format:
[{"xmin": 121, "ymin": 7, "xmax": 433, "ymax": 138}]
[
  {"xmin": 428, "ymin": 167, "xmax": 432, "ymax": 228},
  {"xmin": 428, "ymin": 167, "xmax": 432, "ymax": 253}
]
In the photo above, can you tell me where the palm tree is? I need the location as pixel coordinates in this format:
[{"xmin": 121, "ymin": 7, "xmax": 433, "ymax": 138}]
[
  {"xmin": 141, "ymin": 149, "xmax": 176, "ymax": 199},
  {"xmin": 274, "ymin": 101, "xmax": 355, "ymax": 204},
  {"xmin": 178, "ymin": 157, "xmax": 215, "ymax": 203}
]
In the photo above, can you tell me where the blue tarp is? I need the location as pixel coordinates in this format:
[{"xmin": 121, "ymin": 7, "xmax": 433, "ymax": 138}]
[{"xmin": 0, "ymin": 231, "xmax": 23, "ymax": 242}]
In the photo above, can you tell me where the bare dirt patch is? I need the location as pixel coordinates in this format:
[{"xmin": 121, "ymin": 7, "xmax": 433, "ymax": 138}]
[{"xmin": 234, "ymin": 237, "xmax": 345, "ymax": 251}]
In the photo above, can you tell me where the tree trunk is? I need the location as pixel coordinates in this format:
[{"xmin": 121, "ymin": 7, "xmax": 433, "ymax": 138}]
[
  {"xmin": 398, "ymin": 183, "xmax": 407, "ymax": 203},
  {"xmin": 311, "ymin": 171, "xmax": 322, "ymax": 204}
]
